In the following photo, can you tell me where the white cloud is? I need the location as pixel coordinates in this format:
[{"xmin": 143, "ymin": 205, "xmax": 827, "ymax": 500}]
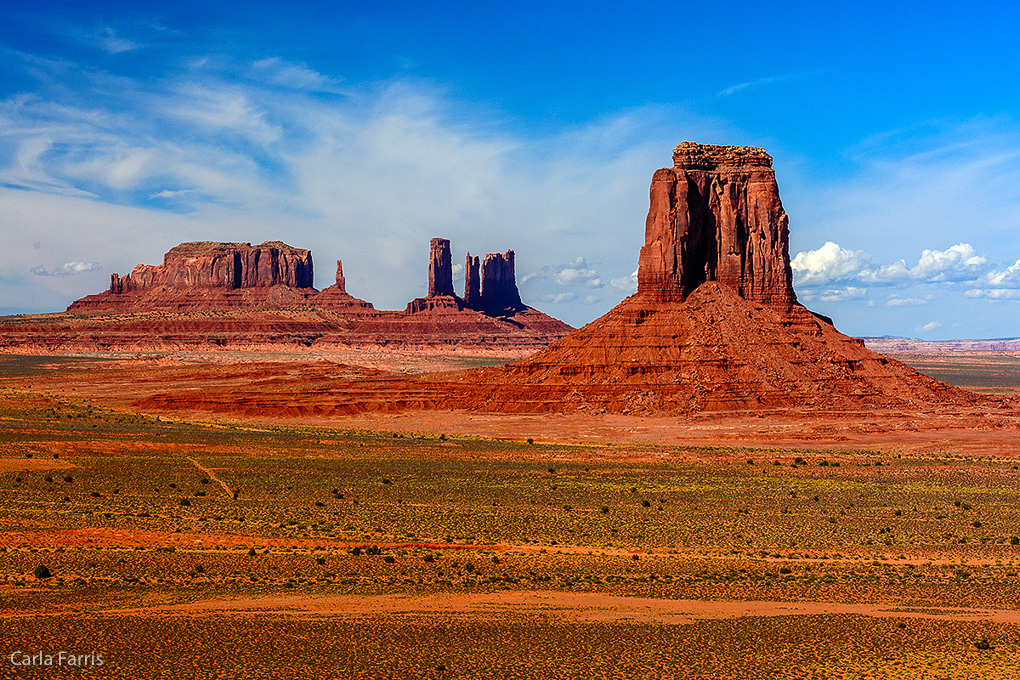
[
  {"xmin": 964, "ymin": 288, "xmax": 1020, "ymax": 300},
  {"xmin": 93, "ymin": 27, "xmax": 141, "ymax": 54},
  {"xmin": 30, "ymin": 260, "xmax": 102, "ymax": 277},
  {"xmin": 916, "ymin": 321, "xmax": 942, "ymax": 332},
  {"xmin": 791, "ymin": 241, "xmax": 870, "ymax": 286},
  {"xmin": 609, "ymin": 269, "xmax": 638, "ymax": 293},
  {"xmin": 980, "ymin": 259, "xmax": 1020, "ymax": 288},
  {"xmin": 818, "ymin": 286, "xmax": 867, "ymax": 302},
  {"xmin": 551, "ymin": 257, "xmax": 603, "ymax": 288},
  {"xmin": 886, "ymin": 297, "xmax": 926, "ymax": 306},
  {"xmin": 250, "ymin": 58, "xmax": 346, "ymax": 94},
  {"xmin": 793, "ymin": 241, "xmax": 995, "ymax": 290}
]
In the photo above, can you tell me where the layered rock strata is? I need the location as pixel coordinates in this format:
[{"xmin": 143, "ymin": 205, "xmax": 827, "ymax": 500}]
[{"xmin": 109, "ymin": 241, "xmax": 314, "ymax": 292}]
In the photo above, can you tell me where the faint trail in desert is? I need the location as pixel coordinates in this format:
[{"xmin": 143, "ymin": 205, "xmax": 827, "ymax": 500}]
[
  {"xmin": 99, "ymin": 592, "xmax": 1020, "ymax": 624},
  {"xmin": 188, "ymin": 457, "xmax": 233, "ymax": 498}
]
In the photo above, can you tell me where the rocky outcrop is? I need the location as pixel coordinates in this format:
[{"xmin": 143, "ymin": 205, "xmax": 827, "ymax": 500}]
[
  {"xmin": 317, "ymin": 258, "xmax": 375, "ymax": 310},
  {"xmin": 638, "ymin": 142, "xmax": 795, "ymax": 311},
  {"xmin": 35, "ymin": 236, "xmax": 569, "ymax": 350},
  {"xmin": 464, "ymin": 254, "xmax": 481, "ymax": 309},
  {"xmin": 334, "ymin": 260, "xmax": 346, "ymax": 295},
  {"xmin": 109, "ymin": 241, "xmax": 314, "ymax": 293},
  {"xmin": 405, "ymin": 238, "xmax": 463, "ymax": 314},
  {"xmin": 478, "ymin": 251, "xmax": 525, "ymax": 316},
  {"xmin": 247, "ymin": 142, "xmax": 987, "ymax": 416},
  {"xmin": 405, "ymin": 240, "xmax": 527, "ymax": 318},
  {"xmin": 428, "ymin": 238, "xmax": 455, "ymax": 297}
]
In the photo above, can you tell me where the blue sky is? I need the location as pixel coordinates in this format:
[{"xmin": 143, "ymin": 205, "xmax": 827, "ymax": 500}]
[{"xmin": 3, "ymin": 1, "xmax": 1020, "ymax": 338}]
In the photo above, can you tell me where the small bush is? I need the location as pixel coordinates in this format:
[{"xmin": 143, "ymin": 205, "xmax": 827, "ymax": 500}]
[
  {"xmin": 527, "ymin": 438, "xmax": 534, "ymax": 445},
  {"xmin": 641, "ymin": 500, "xmax": 651, "ymax": 508},
  {"xmin": 316, "ymin": 557, "xmax": 326, "ymax": 565},
  {"xmin": 779, "ymin": 567, "xmax": 792, "ymax": 575},
  {"xmin": 383, "ymin": 555, "xmax": 395, "ymax": 564},
  {"xmin": 600, "ymin": 506, "xmax": 610, "ymax": 515},
  {"xmin": 351, "ymin": 547, "xmax": 363, "ymax": 556},
  {"xmin": 247, "ymin": 548, "xmax": 257, "ymax": 556},
  {"xmin": 33, "ymin": 565, "xmax": 52, "ymax": 579},
  {"xmin": 179, "ymin": 498, "xmax": 191, "ymax": 507},
  {"xmin": 63, "ymin": 476, "xmax": 73, "ymax": 483},
  {"xmin": 974, "ymin": 637, "xmax": 993, "ymax": 650},
  {"xmin": 1010, "ymin": 536, "xmax": 1019, "ymax": 545},
  {"xmin": 201, "ymin": 478, "xmax": 210, "ymax": 484}
]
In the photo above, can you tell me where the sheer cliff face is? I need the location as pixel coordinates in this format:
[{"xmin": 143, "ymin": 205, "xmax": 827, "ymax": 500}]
[
  {"xmin": 479, "ymin": 251, "xmax": 524, "ymax": 316},
  {"xmin": 428, "ymin": 238, "xmax": 455, "ymax": 297},
  {"xmin": 637, "ymin": 142, "xmax": 796, "ymax": 309},
  {"xmin": 110, "ymin": 241, "xmax": 314, "ymax": 292}
]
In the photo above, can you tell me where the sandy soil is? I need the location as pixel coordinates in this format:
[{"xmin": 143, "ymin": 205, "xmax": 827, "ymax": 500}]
[{"xmin": 101, "ymin": 590, "xmax": 1020, "ymax": 624}]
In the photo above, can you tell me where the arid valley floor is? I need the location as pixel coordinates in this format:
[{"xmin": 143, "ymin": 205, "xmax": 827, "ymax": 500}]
[{"xmin": 2, "ymin": 347, "xmax": 1020, "ymax": 679}]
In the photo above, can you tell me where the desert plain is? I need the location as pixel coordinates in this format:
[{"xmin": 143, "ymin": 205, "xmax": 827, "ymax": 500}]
[
  {"xmin": 1, "ymin": 343, "xmax": 1020, "ymax": 679},
  {"xmin": 3, "ymin": 142, "xmax": 1020, "ymax": 679}
]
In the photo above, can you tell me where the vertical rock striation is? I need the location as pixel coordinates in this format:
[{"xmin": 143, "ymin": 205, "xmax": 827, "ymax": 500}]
[
  {"xmin": 428, "ymin": 238, "xmax": 455, "ymax": 297},
  {"xmin": 464, "ymin": 253, "xmax": 481, "ymax": 309},
  {"xmin": 478, "ymin": 251, "xmax": 525, "ymax": 316},
  {"xmin": 637, "ymin": 142, "xmax": 796, "ymax": 311},
  {"xmin": 109, "ymin": 241, "xmax": 314, "ymax": 293}
]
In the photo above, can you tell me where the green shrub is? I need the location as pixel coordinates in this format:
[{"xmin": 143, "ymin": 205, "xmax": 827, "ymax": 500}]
[{"xmin": 33, "ymin": 565, "xmax": 52, "ymax": 579}]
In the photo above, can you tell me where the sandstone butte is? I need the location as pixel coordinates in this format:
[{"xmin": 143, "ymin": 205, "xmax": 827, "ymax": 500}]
[
  {"xmin": 135, "ymin": 142, "xmax": 1002, "ymax": 417},
  {"xmin": 0, "ymin": 240, "xmax": 571, "ymax": 352}
]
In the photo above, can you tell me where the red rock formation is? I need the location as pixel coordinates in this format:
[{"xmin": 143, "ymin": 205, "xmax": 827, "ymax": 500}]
[
  {"xmin": 406, "ymin": 238, "xmax": 464, "ymax": 314},
  {"xmin": 316, "ymin": 258, "xmax": 376, "ymax": 310},
  {"xmin": 428, "ymin": 238, "xmax": 455, "ymax": 297},
  {"xmin": 464, "ymin": 253, "xmax": 481, "ymax": 309},
  {"xmin": 180, "ymin": 141, "xmax": 983, "ymax": 416},
  {"xmin": 334, "ymin": 260, "xmax": 346, "ymax": 294},
  {"xmin": 478, "ymin": 251, "xmax": 525, "ymax": 316},
  {"xmin": 638, "ymin": 143, "xmax": 795, "ymax": 311},
  {"xmin": 108, "ymin": 241, "xmax": 313, "ymax": 293}
]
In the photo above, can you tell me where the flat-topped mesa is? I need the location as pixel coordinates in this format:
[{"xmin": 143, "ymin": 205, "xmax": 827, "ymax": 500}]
[
  {"xmin": 637, "ymin": 141, "xmax": 796, "ymax": 310},
  {"xmin": 478, "ymin": 250, "xmax": 525, "ymax": 316},
  {"xmin": 109, "ymin": 241, "xmax": 314, "ymax": 293}
]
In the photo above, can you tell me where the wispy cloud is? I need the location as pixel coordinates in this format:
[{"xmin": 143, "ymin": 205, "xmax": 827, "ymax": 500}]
[
  {"xmin": 92, "ymin": 27, "xmax": 141, "ymax": 54},
  {"xmin": 717, "ymin": 74, "xmax": 802, "ymax": 97},
  {"xmin": 0, "ymin": 51, "xmax": 730, "ymax": 321},
  {"xmin": 30, "ymin": 261, "xmax": 102, "ymax": 277}
]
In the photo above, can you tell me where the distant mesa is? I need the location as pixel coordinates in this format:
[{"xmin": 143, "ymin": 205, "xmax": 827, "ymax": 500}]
[
  {"xmin": 163, "ymin": 142, "xmax": 992, "ymax": 417},
  {"xmin": 108, "ymin": 241, "xmax": 314, "ymax": 293},
  {"xmin": 3, "ymin": 236, "xmax": 571, "ymax": 352}
]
